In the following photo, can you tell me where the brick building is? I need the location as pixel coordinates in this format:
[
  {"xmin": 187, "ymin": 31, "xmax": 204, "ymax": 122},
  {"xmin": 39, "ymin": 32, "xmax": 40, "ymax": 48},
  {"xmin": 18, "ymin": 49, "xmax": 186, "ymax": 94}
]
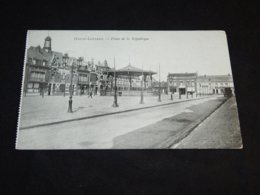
[{"xmin": 167, "ymin": 73, "xmax": 197, "ymax": 95}]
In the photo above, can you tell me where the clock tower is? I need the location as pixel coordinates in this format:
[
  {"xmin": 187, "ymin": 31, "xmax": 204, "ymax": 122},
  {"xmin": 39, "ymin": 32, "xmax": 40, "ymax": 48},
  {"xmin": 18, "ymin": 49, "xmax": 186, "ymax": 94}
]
[{"xmin": 43, "ymin": 36, "xmax": 52, "ymax": 53}]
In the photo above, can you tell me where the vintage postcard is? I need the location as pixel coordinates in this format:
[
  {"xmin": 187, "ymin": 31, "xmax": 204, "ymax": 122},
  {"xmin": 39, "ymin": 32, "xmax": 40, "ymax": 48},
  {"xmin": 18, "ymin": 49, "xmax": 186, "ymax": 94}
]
[{"xmin": 16, "ymin": 30, "xmax": 242, "ymax": 149}]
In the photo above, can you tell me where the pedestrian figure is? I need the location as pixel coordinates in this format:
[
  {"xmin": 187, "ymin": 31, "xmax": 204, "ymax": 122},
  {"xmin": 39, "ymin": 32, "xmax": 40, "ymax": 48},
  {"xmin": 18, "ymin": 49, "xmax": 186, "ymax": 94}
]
[
  {"xmin": 40, "ymin": 87, "xmax": 44, "ymax": 98},
  {"xmin": 88, "ymin": 89, "xmax": 93, "ymax": 98}
]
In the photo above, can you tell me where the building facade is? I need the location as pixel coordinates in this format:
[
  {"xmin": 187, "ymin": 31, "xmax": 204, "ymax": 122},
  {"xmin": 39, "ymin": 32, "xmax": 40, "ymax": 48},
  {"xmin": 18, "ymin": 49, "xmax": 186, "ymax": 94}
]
[
  {"xmin": 24, "ymin": 46, "xmax": 52, "ymax": 95},
  {"xmin": 24, "ymin": 36, "xmax": 105, "ymax": 96},
  {"xmin": 23, "ymin": 35, "xmax": 158, "ymax": 97},
  {"xmin": 167, "ymin": 72, "xmax": 234, "ymax": 96},
  {"xmin": 196, "ymin": 74, "xmax": 234, "ymax": 95},
  {"xmin": 167, "ymin": 73, "xmax": 197, "ymax": 95}
]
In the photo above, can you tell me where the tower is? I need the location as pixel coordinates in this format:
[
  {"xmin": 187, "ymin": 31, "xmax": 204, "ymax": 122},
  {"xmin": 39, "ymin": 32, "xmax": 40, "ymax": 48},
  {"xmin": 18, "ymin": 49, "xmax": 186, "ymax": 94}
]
[{"xmin": 43, "ymin": 36, "xmax": 52, "ymax": 53}]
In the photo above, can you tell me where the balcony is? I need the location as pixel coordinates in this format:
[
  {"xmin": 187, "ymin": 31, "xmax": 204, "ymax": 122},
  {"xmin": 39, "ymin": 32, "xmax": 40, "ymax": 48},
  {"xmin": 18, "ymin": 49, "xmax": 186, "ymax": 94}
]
[{"xmin": 29, "ymin": 77, "xmax": 46, "ymax": 83}]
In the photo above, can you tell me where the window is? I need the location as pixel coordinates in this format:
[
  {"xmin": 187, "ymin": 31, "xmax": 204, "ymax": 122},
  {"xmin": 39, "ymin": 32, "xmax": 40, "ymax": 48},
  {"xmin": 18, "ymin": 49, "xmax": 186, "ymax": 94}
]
[
  {"xmin": 42, "ymin": 61, "xmax": 46, "ymax": 66},
  {"xmin": 30, "ymin": 72, "xmax": 45, "ymax": 81},
  {"xmin": 27, "ymin": 83, "xmax": 33, "ymax": 89},
  {"xmin": 34, "ymin": 83, "xmax": 39, "ymax": 88},
  {"xmin": 36, "ymin": 59, "xmax": 41, "ymax": 66},
  {"xmin": 32, "ymin": 59, "xmax": 36, "ymax": 65},
  {"xmin": 28, "ymin": 58, "xmax": 33, "ymax": 64}
]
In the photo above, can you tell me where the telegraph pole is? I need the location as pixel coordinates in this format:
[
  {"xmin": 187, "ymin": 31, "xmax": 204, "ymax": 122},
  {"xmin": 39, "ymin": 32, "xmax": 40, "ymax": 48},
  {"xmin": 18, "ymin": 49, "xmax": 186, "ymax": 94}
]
[
  {"xmin": 158, "ymin": 64, "xmax": 161, "ymax": 102},
  {"xmin": 112, "ymin": 57, "xmax": 119, "ymax": 107},
  {"xmin": 140, "ymin": 64, "xmax": 144, "ymax": 104},
  {"xmin": 68, "ymin": 62, "xmax": 74, "ymax": 113}
]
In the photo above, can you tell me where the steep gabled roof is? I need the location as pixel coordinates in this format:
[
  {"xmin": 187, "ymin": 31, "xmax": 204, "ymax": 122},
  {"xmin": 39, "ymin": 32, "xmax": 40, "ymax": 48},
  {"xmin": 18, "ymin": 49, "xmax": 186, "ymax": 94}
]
[
  {"xmin": 27, "ymin": 46, "xmax": 51, "ymax": 62},
  {"xmin": 27, "ymin": 46, "xmax": 64, "ymax": 67},
  {"xmin": 50, "ymin": 51, "xmax": 63, "ymax": 67}
]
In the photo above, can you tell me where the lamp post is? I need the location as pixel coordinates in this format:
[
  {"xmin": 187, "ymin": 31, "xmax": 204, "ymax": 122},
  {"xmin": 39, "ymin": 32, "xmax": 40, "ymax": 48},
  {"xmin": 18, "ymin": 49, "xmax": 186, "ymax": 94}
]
[
  {"xmin": 62, "ymin": 53, "xmax": 69, "ymax": 97},
  {"xmin": 68, "ymin": 60, "xmax": 75, "ymax": 113},
  {"xmin": 77, "ymin": 57, "xmax": 83, "ymax": 96},
  {"xmin": 186, "ymin": 82, "xmax": 188, "ymax": 99},
  {"xmin": 158, "ymin": 64, "xmax": 161, "ymax": 102},
  {"xmin": 140, "ymin": 65, "xmax": 144, "ymax": 104},
  {"xmin": 112, "ymin": 57, "xmax": 118, "ymax": 107}
]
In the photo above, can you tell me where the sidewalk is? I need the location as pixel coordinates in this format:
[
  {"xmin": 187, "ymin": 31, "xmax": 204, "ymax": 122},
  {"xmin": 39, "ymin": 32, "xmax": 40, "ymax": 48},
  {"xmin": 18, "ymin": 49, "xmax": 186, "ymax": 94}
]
[
  {"xmin": 18, "ymin": 93, "xmax": 216, "ymax": 129},
  {"xmin": 172, "ymin": 97, "xmax": 242, "ymax": 149},
  {"xmin": 112, "ymin": 96, "xmax": 227, "ymax": 149}
]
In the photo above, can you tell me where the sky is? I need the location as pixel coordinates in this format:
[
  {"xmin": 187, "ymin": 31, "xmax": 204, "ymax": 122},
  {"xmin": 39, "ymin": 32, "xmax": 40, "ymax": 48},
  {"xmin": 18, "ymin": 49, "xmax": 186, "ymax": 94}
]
[{"xmin": 26, "ymin": 30, "xmax": 233, "ymax": 81}]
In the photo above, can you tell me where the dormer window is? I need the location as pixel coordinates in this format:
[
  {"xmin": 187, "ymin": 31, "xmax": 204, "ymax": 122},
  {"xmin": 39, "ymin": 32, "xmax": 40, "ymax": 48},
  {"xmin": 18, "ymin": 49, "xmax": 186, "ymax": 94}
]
[{"xmin": 28, "ymin": 58, "xmax": 33, "ymax": 64}]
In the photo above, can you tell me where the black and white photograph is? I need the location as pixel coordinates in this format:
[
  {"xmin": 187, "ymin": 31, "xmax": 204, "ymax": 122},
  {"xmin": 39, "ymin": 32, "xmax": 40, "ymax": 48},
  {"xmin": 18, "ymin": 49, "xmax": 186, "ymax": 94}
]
[{"xmin": 16, "ymin": 30, "xmax": 242, "ymax": 149}]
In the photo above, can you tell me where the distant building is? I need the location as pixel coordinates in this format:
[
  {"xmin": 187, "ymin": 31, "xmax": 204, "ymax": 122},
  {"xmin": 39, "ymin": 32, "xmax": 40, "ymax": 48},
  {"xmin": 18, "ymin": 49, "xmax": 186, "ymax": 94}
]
[
  {"xmin": 167, "ymin": 72, "xmax": 234, "ymax": 95},
  {"xmin": 167, "ymin": 73, "xmax": 197, "ymax": 95},
  {"xmin": 152, "ymin": 81, "xmax": 169, "ymax": 94},
  {"xmin": 197, "ymin": 74, "xmax": 234, "ymax": 95},
  {"xmin": 95, "ymin": 61, "xmax": 111, "ymax": 95}
]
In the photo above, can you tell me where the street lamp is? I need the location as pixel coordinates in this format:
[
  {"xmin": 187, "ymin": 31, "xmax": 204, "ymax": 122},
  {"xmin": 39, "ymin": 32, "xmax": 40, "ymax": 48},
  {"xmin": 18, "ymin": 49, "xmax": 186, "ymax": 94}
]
[
  {"xmin": 77, "ymin": 57, "xmax": 83, "ymax": 96},
  {"xmin": 158, "ymin": 64, "xmax": 161, "ymax": 102},
  {"xmin": 140, "ymin": 65, "xmax": 144, "ymax": 104},
  {"xmin": 112, "ymin": 57, "xmax": 119, "ymax": 107},
  {"xmin": 62, "ymin": 53, "xmax": 69, "ymax": 97},
  {"xmin": 186, "ymin": 82, "xmax": 188, "ymax": 99},
  {"xmin": 68, "ymin": 60, "xmax": 76, "ymax": 113}
]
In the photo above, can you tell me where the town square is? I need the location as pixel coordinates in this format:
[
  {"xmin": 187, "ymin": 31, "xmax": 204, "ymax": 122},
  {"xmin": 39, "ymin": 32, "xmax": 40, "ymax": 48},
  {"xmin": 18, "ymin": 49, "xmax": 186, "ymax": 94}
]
[{"xmin": 16, "ymin": 31, "xmax": 242, "ymax": 149}]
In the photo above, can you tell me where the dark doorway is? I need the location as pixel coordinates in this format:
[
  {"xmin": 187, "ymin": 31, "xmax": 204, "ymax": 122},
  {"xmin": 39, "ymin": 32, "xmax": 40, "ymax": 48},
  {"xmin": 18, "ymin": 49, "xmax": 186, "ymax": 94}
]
[
  {"xmin": 48, "ymin": 84, "xmax": 51, "ymax": 95},
  {"xmin": 179, "ymin": 88, "xmax": 186, "ymax": 95}
]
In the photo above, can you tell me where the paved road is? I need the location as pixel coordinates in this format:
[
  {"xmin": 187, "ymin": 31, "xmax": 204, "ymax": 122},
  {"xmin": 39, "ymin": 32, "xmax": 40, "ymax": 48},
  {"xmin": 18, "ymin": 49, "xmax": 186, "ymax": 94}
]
[
  {"xmin": 19, "ymin": 93, "xmax": 202, "ymax": 128},
  {"xmin": 17, "ymin": 96, "xmax": 220, "ymax": 149},
  {"xmin": 172, "ymin": 97, "xmax": 242, "ymax": 149}
]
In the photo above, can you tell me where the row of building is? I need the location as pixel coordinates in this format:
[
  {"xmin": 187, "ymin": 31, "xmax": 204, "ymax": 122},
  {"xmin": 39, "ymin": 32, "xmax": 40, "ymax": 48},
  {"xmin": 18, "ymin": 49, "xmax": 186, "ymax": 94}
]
[
  {"xmin": 167, "ymin": 73, "xmax": 234, "ymax": 95},
  {"xmin": 24, "ymin": 36, "xmax": 115, "ymax": 96},
  {"xmin": 23, "ymin": 35, "xmax": 234, "ymax": 97}
]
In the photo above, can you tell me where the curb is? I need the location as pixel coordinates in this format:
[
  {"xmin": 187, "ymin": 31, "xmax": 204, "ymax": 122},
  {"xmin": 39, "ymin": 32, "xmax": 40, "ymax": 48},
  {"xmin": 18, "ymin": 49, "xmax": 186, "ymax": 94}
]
[
  {"xmin": 156, "ymin": 97, "xmax": 229, "ymax": 149},
  {"xmin": 19, "ymin": 96, "xmax": 214, "ymax": 130}
]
